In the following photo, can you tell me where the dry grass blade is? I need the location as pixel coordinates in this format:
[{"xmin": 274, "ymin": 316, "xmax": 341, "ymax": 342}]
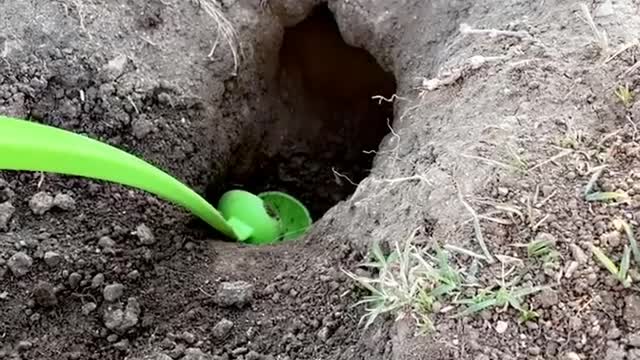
[
  {"xmin": 614, "ymin": 219, "xmax": 640, "ymax": 265},
  {"xmin": 584, "ymin": 165, "xmax": 606, "ymax": 196},
  {"xmin": 457, "ymin": 187, "xmax": 495, "ymax": 263},
  {"xmin": 585, "ymin": 191, "xmax": 630, "ymax": 203},
  {"xmin": 193, "ymin": 0, "xmax": 241, "ymax": 74},
  {"xmin": 591, "ymin": 245, "xmax": 618, "ymax": 275},
  {"xmin": 578, "ymin": 3, "xmax": 608, "ymax": 54}
]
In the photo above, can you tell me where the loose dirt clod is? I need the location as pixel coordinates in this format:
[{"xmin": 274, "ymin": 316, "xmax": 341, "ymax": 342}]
[
  {"xmin": 32, "ymin": 281, "xmax": 57, "ymax": 308},
  {"xmin": 0, "ymin": 202, "xmax": 15, "ymax": 230},
  {"xmin": 53, "ymin": 193, "xmax": 76, "ymax": 210},
  {"xmin": 43, "ymin": 251, "xmax": 62, "ymax": 267},
  {"xmin": 28, "ymin": 192, "xmax": 54, "ymax": 215},
  {"xmin": 215, "ymin": 281, "xmax": 253, "ymax": 308},
  {"xmin": 212, "ymin": 318, "xmax": 234, "ymax": 339},
  {"xmin": 135, "ymin": 224, "xmax": 155, "ymax": 245},
  {"xmin": 103, "ymin": 283, "xmax": 125, "ymax": 302},
  {"xmin": 8, "ymin": 252, "xmax": 33, "ymax": 277}
]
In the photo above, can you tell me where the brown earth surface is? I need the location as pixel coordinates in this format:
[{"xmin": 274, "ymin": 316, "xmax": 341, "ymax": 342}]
[{"xmin": 2, "ymin": 1, "xmax": 640, "ymax": 360}]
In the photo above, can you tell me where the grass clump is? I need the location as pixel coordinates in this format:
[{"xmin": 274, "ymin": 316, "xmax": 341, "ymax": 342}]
[
  {"xmin": 615, "ymin": 84, "xmax": 634, "ymax": 108},
  {"xmin": 343, "ymin": 230, "xmax": 464, "ymax": 331},
  {"xmin": 590, "ymin": 219, "xmax": 639, "ymax": 288}
]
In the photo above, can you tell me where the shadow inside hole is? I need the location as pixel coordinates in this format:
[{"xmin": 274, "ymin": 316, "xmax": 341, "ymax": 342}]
[{"xmin": 212, "ymin": 3, "xmax": 397, "ymax": 221}]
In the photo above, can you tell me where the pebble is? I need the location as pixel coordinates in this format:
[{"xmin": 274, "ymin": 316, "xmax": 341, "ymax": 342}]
[
  {"xmin": 565, "ymin": 261, "xmax": 579, "ymax": 278},
  {"xmin": 103, "ymin": 283, "xmax": 125, "ymax": 302},
  {"xmin": 317, "ymin": 326, "xmax": 331, "ymax": 342},
  {"xmin": 82, "ymin": 302, "xmax": 97, "ymax": 315},
  {"xmin": 68, "ymin": 272, "xmax": 82, "ymax": 289},
  {"xmin": 570, "ymin": 244, "xmax": 588, "ymax": 264},
  {"xmin": 53, "ymin": 193, "xmax": 76, "ymax": 210},
  {"xmin": 32, "ymin": 281, "xmax": 57, "ymax": 307},
  {"xmin": 215, "ymin": 281, "xmax": 254, "ymax": 307},
  {"xmin": 535, "ymin": 232, "xmax": 556, "ymax": 245},
  {"xmin": 131, "ymin": 117, "xmax": 155, "ymax": 139},
  {"xmin": 495, "ymin": 321, "xmax": 509, "ymax": 334},
  {"xmin": 180, "ymin": 331, "xmax": 196, "ymax": 345},
  {"xmin": 91, "ymin": 273, "xmax": 105, "ymax": 288},
  {"xmin": 135, "ymin": 224, "xmax": 155, "ymax": 245},
  {"xmin": 0, "ymin": 202, "xmax": 15, "ymax": 230},
  {"xmin": 103, "ymin": 297, "xmax": 140, "ymax": 333},
  {"xmin": 626, "ymin": 295, "xmax": 640, "ymax": 330},
  {"xmin": 608, "ymin": 327, "xmax": 622, "ymax": 340},
  {"xmin": 43, "ymin": 251, "xmax": 62, "ymax": 267},
  {"xmin": 107, "ymin": 334, "xmax": 119, "ymax": 343},
  {"xmin": 113, "ymin": 339, "xmax": 130, "ymax": 351},
  {"xmin": 98, "ymin": 236, "xmax": 116, "ymax": 248},
  {"xmin": 629, "ymin": 332, "xmax": 640, "ymax": 347},
  {"xmin": 212, "ymin": 319, "xmax": 234, "ymax": 339},
  {"xmin": 562, "ymin": 352, "xmax": 581, "ymax": 360},
  {"xmin": 183, "ymin": 348, "xmax": 211, "ymax": 360},
  {"xmin": 601, "ymin": 231, "xmax": 622, "ymax": 248},
  {"xmin": 29, "ymin": 191, "xmax": 54, "ymax": 215},
  {"xmin": 245, "ymin": 351, "xmax": 262, "ymax": 360},
  {"xmin": 16, "ymin": 340, "xmax": 33, "ymax": 352},
  {"xmin": 102, "ymin": 55, "xmax": 128, "ymax": 81},
  {"xmin": 8, "ymin": 252, "xmax": 33, "ymax": 277},
  {"xmin": 127, "ymin": 270, "xmax": 140, "ymax": 281}
]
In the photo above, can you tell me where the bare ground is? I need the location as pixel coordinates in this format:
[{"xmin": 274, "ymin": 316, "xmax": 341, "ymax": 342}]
[{"xmin": 2, "ymin": 0, "xmax": 640, "ymax": 360}]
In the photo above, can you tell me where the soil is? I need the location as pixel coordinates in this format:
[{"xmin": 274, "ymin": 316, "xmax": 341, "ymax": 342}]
[{"xmin": 1, "ymin": 0, "xmax": 640, "ymax": 360}]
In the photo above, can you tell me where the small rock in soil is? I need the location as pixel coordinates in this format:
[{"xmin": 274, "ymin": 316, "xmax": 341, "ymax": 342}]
[
  {"xmin": 495, "ymin": 321, "xmax": 509, "ymax": 334},
  {"xmin": 180, "ymin": 331, "xmax": 196, "ymax": 345},
  {"xmin": 92, "ymin": 273, "xmax": 105, "ymax": 288},
  {"xmin": 107, "ymin": 334, "xmax": 119, "ymax": 343},
  {"xmin": 98, "ymin": 236, "xmax": 116, "ymax": 248},
  {"xmin": 183, "ymin": 348, "xmax": 212, "ymax": 360},
  {"xmin": 101, "ymin": 54, "xmax": 129, "ymax": 81},
  {"xmin": 114, "ymin": 339, "xmax": 130, "ymax": 351},
  {"xmin": 215, "ymin": 281, "xmax": 254, "ymax": 307},
  {"xmin": 43, "ymin": 251, "xmax": 62, "ymax": 267},
  {"xmin": 317, "ymin": 326, "xmax": 331, "ymax": 342},
  {"xmin": 68, "ymin": 272, "xmax": 82, "ymax": 289},
  {"xmin": 16, "ymin": 340, "xmax": 33, "ymax": 352},
  {"xmin": 103, "ymin": 297, "xmax": 140, "ymax": 333},
  {"xmin": 127, "ymin": 270, "xmax": 140, "ymax": 281},
  {"xmin": 629, "ymin": 332, "xmax": 640, "ymax": 347},
  {"xmin": 82, "ymin": 302, "xmax": 97, "ymax": 315},
  {"xmin": 29, "ymin": 191, "xmax": 54, "ymax": 215},
  {"xmin": 606, "ymin": 342, "xmax": 626, "ymax": 360},
  {"xmin": 8, "ymin": 252, "xmax": 33, "ymax": 277},
  {"xmin": 135, "ymin": 224, "xmax": 155, "ymax": 245},
  {"xmin": 601, "ymin": 231, "xmax": 622, "ymax": 248},
  {"xmin": 626, "ymin": 295, "xmax": 640, "ymax": 330},
  {"xmin": 131, "ymin": 117, "xmax": 155, "ymax": 139},
  {"xmin": 608, "ymin": 327, "xmax": 622, "ymax": 340},
  {"xmin": 535, "ymin": 232, "xmax": 556, "ymax": 244},
  {"xmin": 104, "ymin": 283, "xmax": 125, "ymax": 302},
  {"xmin": 562, "ymin": 352, "xmax": 581, "ymax": 360},
  {"xmin": 53, "ymin": 193, "xmax": 76, "ymax": 210},
  {"xmin": 0, "ymin": 202, "xmax": 15, "ymax": 230},
  {"xmin": 212, "ymin": 319, "xmax": 234, "ymax": 339},
  {"xmin": 32, "ymin": 281, "xmax": 57, "ymax": 307},
  {"xmin": 146, "ymin": 354, "xmax": 173, "ymax": 360},
  {"xmin": 570, "ymin": 244, "xmax": 588, "ymax": 264}
]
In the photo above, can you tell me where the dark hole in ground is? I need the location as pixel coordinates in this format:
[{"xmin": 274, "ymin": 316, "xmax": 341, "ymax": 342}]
[{"xmin": 212, "ymin": 4, "xmax": 396, "ymax": 221}]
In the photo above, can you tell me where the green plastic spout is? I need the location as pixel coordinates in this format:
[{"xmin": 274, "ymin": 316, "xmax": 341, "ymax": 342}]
[{"xmin": 0, "ymin": 116, "xmax": 278, "ymax": 242}]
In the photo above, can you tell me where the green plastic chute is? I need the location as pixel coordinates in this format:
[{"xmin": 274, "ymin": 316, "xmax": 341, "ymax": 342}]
[{"xmin": 0, "ymin": 116, "xmax": 312, "ymax": 244}]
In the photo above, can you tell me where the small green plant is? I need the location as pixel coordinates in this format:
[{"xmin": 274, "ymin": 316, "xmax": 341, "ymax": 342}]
[
  {"xmin": 343, "ymin": 231, "xmax": 464, "ymax": 331},
  {"xmin": 585, "ymin": 190, "xmax": 631, "ymax": 204},
  {"xmin": 615, "ymin": 84, "xmax": 634, "ymax": 108},
  {"xmin": 453, "ymin": 264, "xmax": 548, "ymax": 319},
  {"xmin": 591, "ymin": 244, "xmax": 632, "ymax": 287},
  {"xmin": 453, "ymin": 280, "xmax": 547, "ymax": 319},
  {"xmin": 527, "ymin": 238, "xmax": 560, "ymax": 265}
]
